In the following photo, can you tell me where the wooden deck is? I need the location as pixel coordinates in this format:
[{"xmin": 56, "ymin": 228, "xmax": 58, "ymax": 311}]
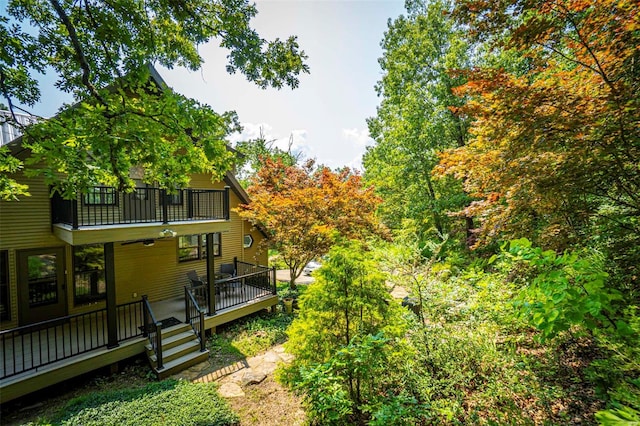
[{"xmin": 0, "ymin": 286, "xmax": 278, "ymax": 403}]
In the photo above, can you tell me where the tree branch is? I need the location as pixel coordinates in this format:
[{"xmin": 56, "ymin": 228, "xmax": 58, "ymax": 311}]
[{"xmin": 48, "ymin": 0, "xmax": 108, "ymax": 106}]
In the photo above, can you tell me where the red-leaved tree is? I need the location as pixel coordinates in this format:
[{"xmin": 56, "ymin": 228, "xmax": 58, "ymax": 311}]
[{"xmin": 237, "ymin": 158, "xmax": 385, "ymax": 289}]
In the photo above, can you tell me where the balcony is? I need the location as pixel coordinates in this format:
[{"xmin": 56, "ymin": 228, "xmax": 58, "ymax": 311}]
[{"xmin": 51, "ymin": 186, "xmax": 230, "ymax": 229}]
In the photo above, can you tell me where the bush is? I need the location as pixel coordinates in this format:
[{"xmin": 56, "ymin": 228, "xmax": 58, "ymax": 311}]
[
  {"xmin": 281, "ymin": 241, "xmax": 411, "ymax": 425},
  {"xmin": 49, "ymin": 380, "xmax": 238, "ymax": 425}
]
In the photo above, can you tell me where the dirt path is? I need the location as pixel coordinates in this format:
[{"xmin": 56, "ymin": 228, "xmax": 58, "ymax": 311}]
[{"xmin": 173, "ymin": 344, "xmax": 306, "ymax": 426}]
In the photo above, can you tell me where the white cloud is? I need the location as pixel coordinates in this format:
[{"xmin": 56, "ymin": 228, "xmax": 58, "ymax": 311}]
[
  {"xmin": 273, "ymin": 129, "xmax": 309, "ymax": 152},
  {"xmin": 338, "ymin": 127, "xmax": 374, "ymax": 171},
  {"xmin": 341, "ymin": 127, "xmax": 374, "ymax": 147},
  {"xmin": 227, "ymin": 122, "xmax": 274, "ymax": 144},
  {"xmin": 229, "ymin": 122, "xmax": 312, "ymax": 157}
]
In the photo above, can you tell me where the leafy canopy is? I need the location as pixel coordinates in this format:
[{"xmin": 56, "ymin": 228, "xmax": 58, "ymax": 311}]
[
  {"xmin": 364, "ymin": 0, "xmax": 473, "ymax": 246},
  {"xmin": 0, "ymin": 0, "xmax": 309, "ymax": 199},
  {"xmin": 282, "ymin": 242, "xmax": 410, "ymax": 425},
  {"xmin": 436, "ymin": 0, "xmax": 640, "ymax": 252}
]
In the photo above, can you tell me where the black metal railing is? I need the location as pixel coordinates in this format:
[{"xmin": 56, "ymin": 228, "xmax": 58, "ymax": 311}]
[
  {"xmin": 142, "ymin": 295, "xmax": 163, "ymax": 370},
  {"xmin": 117, "ymin": 300, "xmax": 144, "ymax": 341},
  {"xmin": 184, "ymin": 287, "xmax": 206, "ymax": 352},
  {"xmin": 52, "ymin": 187, "xmax": 230, "ymax": 228},
  {"xmin": 213, "ymin": 267, "xmax": 277, "ymax": 311},
  {"xmin": 0, "ymin": 300, "xmax": 144, "ymax": 379}
]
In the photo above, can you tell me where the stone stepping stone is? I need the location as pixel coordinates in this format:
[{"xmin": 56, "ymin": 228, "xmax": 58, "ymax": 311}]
[
  {"xmin": 218, "ymin": 382, "xmax": 245, "ymax": 398},
  {"xmin": 242, "ymin": 370, "xmax": 267, "ymax": 386}
]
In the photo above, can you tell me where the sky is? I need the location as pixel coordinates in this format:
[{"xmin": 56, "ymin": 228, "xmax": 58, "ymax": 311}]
[
  {"xmin": 160, "ymin": 0, "xmax": 406, "ymax": 170},
  {"xmin": 17, "ymin": 0, "xmax": 407, "ymax": 171}
]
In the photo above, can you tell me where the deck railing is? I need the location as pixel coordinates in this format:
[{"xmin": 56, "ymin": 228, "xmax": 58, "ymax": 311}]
[
  {"xmin": 52, "ymin": 186, "xmax": 230, "ymax": 228},
  {"xmin": 213, "ymin": 266, "xmax": 277, "ymax": 312},
  {"xmin": 142, "ymin": 296, "xmax": 163, "ymax": 370},
  {"xmin": 0, "ymin": 300, "xmax": 143, "ymax": 379},
  {"xmin": 184, "ymin": 287, "xmax": 206, "ymax": 352}
]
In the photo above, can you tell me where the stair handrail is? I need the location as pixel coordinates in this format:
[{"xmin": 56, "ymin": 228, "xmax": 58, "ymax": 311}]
[
  {"xmin": 142, "ymin": 295, "xmax": 163, "ymax": 370},
  {"xmin": 184, "ymin": 287, "xmax": 206, "ymax": 352}
]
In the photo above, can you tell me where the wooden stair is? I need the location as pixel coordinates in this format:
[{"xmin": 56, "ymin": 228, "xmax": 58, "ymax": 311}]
[{"xmin": 145, "ymin": 323, "xmax": 209, "ymax": 380}]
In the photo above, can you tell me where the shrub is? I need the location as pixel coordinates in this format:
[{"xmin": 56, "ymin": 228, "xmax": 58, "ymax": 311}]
[{"xmin": 281, "ymin": 241, "xmax": 411, "ymax": 425}]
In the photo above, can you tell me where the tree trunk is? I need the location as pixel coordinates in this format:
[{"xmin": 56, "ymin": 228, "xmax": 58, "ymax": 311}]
[
  {"xmin": 289, "ymin": 268, "xmax": 297, "ymax": 290},
  {"xmin": 465, "ymin": 216, "xmax": 475, "ymax": 249}
]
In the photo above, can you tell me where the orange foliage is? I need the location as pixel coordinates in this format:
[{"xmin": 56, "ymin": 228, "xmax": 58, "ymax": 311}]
[
  {"xmin": 236, "ymin": 158, "xmax": 386, "ymax": 282},
  {"xmin": 438, "ymin": 0, "xmax": 640, "ymax": 249}
]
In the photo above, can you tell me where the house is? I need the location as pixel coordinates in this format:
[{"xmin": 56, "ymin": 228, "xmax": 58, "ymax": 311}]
[{"xmin": 0, "ymin": 69, "xmax": 277, "ymax": 403}]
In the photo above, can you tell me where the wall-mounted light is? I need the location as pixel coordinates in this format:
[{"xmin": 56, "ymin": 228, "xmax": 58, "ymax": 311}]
[{"xmin": 159, "ymin": 229, "xmax": 177, "ymax": 238}]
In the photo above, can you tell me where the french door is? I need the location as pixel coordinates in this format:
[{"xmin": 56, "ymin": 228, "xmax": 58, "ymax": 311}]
[{"xmin": 17, "ymin": 247, "xmax": 67, "ymax": 325}]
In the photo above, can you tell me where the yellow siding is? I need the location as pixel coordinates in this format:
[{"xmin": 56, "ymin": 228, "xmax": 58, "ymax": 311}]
[
  {"xmin": 110, "ymin": 190, "xmax": 261, "ymax": 304},
  {"xmin": 243, "ymin": 220, "xmax": 268, "ymax": 266},
  {"xmin": 0, "ymin": 169, "xmax": 267, "ymax": 329},
  {"xmin": 0, "ymin": 172, "xmax": 70, "ymax": 329}
]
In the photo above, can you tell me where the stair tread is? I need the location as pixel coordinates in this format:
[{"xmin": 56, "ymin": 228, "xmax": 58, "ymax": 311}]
[
  {"xmin": 155, "ymin": 349, "xmax": 209, "ymax": 371},
  {"xmin": 149, "ymin": 340, "xmax": 202, "ymax": 363},
  {"xmin": 145, "ymin": 330, "xmax": 197, "ymax": 352}
]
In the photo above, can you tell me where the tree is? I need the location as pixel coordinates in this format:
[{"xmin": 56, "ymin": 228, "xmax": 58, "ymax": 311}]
[
  {"xmin": 364, "ymin": 0, "xmax": 474, "ymax": 248},
  {"xmin": 233, "ymin": 128, "xmax": 300, "ymax": 187},
  {"xmin": 436, "ymin": 0, "xmax": 640, "ymax": 257},
  {"xmin": 282, "ymin": 242, "xmax": 410, "ymax": 425},
  {"xmin": 0, "ymin": 0, "xmax": 309, "ymax": 200},
  {"xmin": 236, "ymin": 158, "xmax": 385, "ymax": 289}
]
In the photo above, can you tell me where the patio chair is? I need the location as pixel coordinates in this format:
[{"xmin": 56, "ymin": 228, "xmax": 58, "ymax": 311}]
[
  {"xmin": 186, "ymin": 270, "xmax": 200, "ymax": 285},
  {"xmin": 186, "ymin": 270, "xmax": 207, "ymax": 291},
  {"xmin": 186, "ymin": 271, "xmax": 207, "ymax": 305},
  {"xmin": 219, "ymin": 263, "xmax": 242, "ymax": 295}
]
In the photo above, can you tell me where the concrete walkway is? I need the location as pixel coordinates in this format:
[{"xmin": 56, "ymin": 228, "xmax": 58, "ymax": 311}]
[{"xmin": 275, "ymin": 270, "xmax": 314, "ymax": 285}]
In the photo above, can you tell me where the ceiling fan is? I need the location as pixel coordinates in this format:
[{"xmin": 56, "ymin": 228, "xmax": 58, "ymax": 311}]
[{"xmin": 120, "ymin": 229, "xmax": 178, "ymax": 246}]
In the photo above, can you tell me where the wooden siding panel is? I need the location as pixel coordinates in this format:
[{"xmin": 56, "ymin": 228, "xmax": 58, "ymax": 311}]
[
  {"xmin": 1, "ymin": 172, "xmax": 63, "ymax": 329},
  {"xmin": 0, "ymin": 174, "xmax": 60, "ymax": 251},
  {"xmin": 110, "ymin": 191, "xmax": 261, "ymax": 304},
  {"xmin": 0, "ymin": 169, "xmax": 268, "ymax": 329},
  {"xmin": 243, "ymin": 220, "xmax": 268, "ymax": 266}
]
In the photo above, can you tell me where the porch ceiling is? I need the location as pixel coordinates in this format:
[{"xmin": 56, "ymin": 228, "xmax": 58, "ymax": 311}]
[{"xmin": 53, "ymin": 220, "xmax": 231, "ymax": 245}]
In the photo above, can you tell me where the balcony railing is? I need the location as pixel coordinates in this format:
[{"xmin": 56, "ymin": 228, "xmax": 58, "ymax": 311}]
[{"xmin": 51, "ymin": 186, "xmax": 230, "ymax": 229}]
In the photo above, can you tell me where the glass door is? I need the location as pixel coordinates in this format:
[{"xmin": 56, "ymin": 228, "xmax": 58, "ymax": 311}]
[
  {"xmin": 18, "ymin": 247, "xmax": 67, "ymax": 325},
  {"xmin": 123, "ymin": 180, "xmax": 157, "ymax": 222}
]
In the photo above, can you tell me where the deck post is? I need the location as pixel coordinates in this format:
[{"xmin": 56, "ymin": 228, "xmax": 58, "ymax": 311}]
[
  {"xmin": 71, "ymin": 198, "xmax": 79, "ymax": 229},
  {"xmin": 160, "ymin": 189, "xmax": 169, "ymax": 224},
  {"xmin": 271, "ymin": 267, "xmax": 277, "ymax": 294},
  {"xmin": 206, "ymin": 233, "xmax": 216, "ymax": 315},
  {"xmin": 224, "ymin": 186, "xmax": 230, "ymax": 220},
  {"xmin": 105, "ymin": 242, "xmax": 119, "ymax": 348}
]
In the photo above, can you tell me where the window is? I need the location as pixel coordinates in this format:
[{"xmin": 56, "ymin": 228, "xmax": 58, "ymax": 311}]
[
  {"xmin": 0, "ymin": 251, "xmax": 9, "ymax": 320},
  {"xmin": 83, "ymin": 187, "xmax": 117, "ymax": 205},
  {"xmin": 73, "ymin": 244, "xmax": 106, "ymax": 305},
  {"xmin": 165, "ymin": 191, "xmax": 183, "ymax": 205},
  {"xmin": 178, "ymin": 235, "xmax": 201, "ymax": 262},
  {"xmin": 178, "ymin": 233, "xmax": 221, "ymax": 262},
  {"xmin": 243, "ymin": 234, "xmax": 254, "ymax": 248}
]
